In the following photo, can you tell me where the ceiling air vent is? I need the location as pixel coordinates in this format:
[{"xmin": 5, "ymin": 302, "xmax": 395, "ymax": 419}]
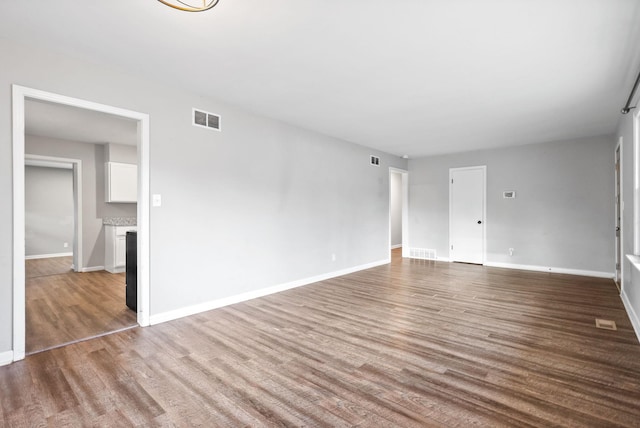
[
  {"xmin": 370, "ymin": 155, "xmax": 380, "ymax": 166},
  {"xmin": 193, "ymin": 108, "xmax": 221, "ymax": 131}
]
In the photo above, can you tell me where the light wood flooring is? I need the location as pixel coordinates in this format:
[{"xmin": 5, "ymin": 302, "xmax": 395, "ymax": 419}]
[
  {"xmin": 26, "ymin": 257, "xmax": 138, "ymax": 354},
  {"xmin": 3, "ymin": 250, "xmax": 639, "ymax": 426}
]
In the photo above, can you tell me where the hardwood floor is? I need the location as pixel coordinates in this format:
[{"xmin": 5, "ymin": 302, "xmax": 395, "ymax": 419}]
[
  {"xmin": 26, "ymin": 257, "xmax": 138, "ymax": 354},
  {"xmin": 4, "ymin": 250, "xmax": 639, "ymax": 426}
]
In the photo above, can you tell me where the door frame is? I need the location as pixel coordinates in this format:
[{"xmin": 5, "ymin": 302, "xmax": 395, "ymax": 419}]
[
  {"xmin": 24, "ymin": 155, "xmax": 83, "ymax": 272},
  {"xmin": 615, "ymin": 137, "xmax": 624, "ymax": 291},
  {"xmin": 389, "ymin": 167, "xmax": 409, "ymax": 258},
  {"xmin": 12, "ymin": 85, "xmax": 151, "ymax": 362},
  {"xmin": 448, "ymin": 165, "xmax": 487, "ymax": 264}
]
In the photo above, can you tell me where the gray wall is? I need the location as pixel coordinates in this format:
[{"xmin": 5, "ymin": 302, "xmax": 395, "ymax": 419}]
[
  {"xmin": 26, "ymin": 136, "xmax": 137, "ymax": 269},
  {"xmin": 616, "ymin": 112, "xmax": 639, "ymax": 327},
  {"xmin": 105, "ymin": 143, "xmax": 136, "ymax": 164},
  {"xmin": 390, "ymin": 172, "xmax": 402, "ymax": 247},
  {"xmin": 0, "ymin": 38, "xmax": 407, "ymax": 352},
  {"xmin": 409, "ymin": 136, "xmax": 615, "ymax": 273},
  {"xmin": 25, "ymin": 166, "xmax": 74, "ymax": 257}
]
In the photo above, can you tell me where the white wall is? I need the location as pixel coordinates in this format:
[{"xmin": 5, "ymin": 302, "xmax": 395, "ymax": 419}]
[
  {"xmin": 409, "ymin": 136, "xmax": 615, "ymax": 274},
  {"xmin": 390, "ymin": 172, "xmax": 402, "ymax": 247},
  {"xmin": 25, "ymin": 166, "xmax": 74, "ymax": 257},
  {"xmin": 0, "ymin": 38, "xmax": 407, "ymax": 353}
]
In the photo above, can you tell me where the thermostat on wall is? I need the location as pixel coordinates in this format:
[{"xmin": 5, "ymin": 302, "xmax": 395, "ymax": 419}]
[{"xmin": 503, "ymin": 191, "xmax": 516, "ymax": 199}]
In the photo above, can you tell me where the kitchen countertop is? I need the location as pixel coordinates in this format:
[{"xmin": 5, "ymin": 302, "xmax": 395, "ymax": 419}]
[{"xmin": 103, "ymin": 217, "xmax": 137, "ymax": 226}]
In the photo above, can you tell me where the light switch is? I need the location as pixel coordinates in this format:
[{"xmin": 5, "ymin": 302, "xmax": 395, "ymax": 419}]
[{"xmin": 152, "ymin": 194, "xmax": 162, "ymax": 207}]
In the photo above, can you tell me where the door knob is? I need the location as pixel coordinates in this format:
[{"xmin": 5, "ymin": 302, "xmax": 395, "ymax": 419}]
[{"xmin": 477, "ymin": 220, "xmax": 482, "ymax": 224}]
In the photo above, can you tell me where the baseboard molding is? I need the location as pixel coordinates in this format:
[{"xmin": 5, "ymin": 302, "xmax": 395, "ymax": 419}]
[
  {"xmin": 390, "ymin": 244, "xmax": 402, "ymax": 249},
  {"xmin": 437, "ymin": 257, "xmax": 451, "ymax": 262},
  {"xmin": 0, "ymin": 351, "xmax": 14, "ymax": 367},
  {"xmin": 483, "ymin": 262, "xmax": 614, "ymax": 279},
  {"xmin": 150, "ymin": 259, "xmax": 390, "ymax": 325},
  {"xmin": 621, "ymin": 290, "xmax": 640, "ymax": 344},
  {"xmin": 25, "ymin": 252, "xmax": 72, "ymax": 260},
  {"xmin": 80, "ymin": 266, "xmax": 104, "ymax": 273}
]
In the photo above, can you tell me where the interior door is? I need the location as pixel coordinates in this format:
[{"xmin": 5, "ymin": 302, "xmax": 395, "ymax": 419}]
[
  {"xmin": 615, "ymin": 145, "xmax": 621, "ymax": 291},
  {"xmin": 450, "ymin": 166, "xmax": 485, "ymax": 264}
]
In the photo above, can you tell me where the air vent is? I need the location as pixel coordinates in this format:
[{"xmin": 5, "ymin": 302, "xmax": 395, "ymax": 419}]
[
  {"xmin": 193, "ymin": 108, "xmax": 221, "ymax": 131},
  {"xmin": 503, "ymin": 190, "xmax": 516, "ymax": 199},
  {"xmin": 370, "ymin": 155, "xmax": 380, "ymax": 166},
  {"xmin": 409, "ymin": 248, "xmax": 437, "ymax": 260}
]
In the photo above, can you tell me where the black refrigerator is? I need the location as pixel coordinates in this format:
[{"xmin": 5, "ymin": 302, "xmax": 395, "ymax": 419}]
[{"xmin": 126, "ymin": 231, "xmax": 137, "ymax": 311}]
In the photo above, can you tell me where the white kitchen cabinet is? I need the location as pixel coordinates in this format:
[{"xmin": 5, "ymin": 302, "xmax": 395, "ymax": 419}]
[
  {"xmin": 105, "ymin": 225, "xmax": 137, "ymax": 273},
  {"xmin": 105, "ymin": 162, "xmax": 137, "ymax": 203}
]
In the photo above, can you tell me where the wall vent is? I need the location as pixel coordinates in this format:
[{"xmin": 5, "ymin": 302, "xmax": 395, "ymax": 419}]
[
  {"xmin": 370, "ymin": 155, "xmax": 380, "ymax": 166},
  {"xmin": 193, "ymin": 108, "xmax": 221, "ymax": 131},
  {"xmin": 409, "ymin": 248, "xmax": 437, "ymax": 260},
  {"xmin": 503, "ymin": 190, "xmax": 516, "ymax": 199}
]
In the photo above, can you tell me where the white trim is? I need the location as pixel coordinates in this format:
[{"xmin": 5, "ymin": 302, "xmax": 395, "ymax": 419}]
[
  {"xmin": 150, "ymin": 259, "xmax": 390, "ymax": 325},
  {"xmin": 390, "ymin": 244, "xmax": 402, "ymax": 249},
  {"xmin": 437, "ymin": 257, "xmax": 451, "ymax": 262},
  {"xmin": 80, "ymin": 266, "xmax": 105, "ymax": 273},
  {"xmin": 25, "ymin": 158, "xmax": 73, "ymax": 169},
  {"xmin": 25, "ymin": 252, "xmax": 73, "ymax": 260},
  {"xmin": 484, "ymin": 261, "xmax": 614, "ymax": 279},
  {"xmin": 615, "ymin": 138, "xmax": 624, "ymax": 290},
  {"xmin": 12, "ymin": 85, "xmax": 151, "ymax": 363},
  {"xmin": 449, "ymin": 165, "xmax": 487, "ymax": 264},
  {"xmin": 634, "ymin": 110, "xmax": 640, "ymax": 254},
  {"xmin": 621, "ymin": 289, "xmax": 640, "ymax": 344},
  {"xmin": 0, "ymin": 351, "xmax": 14, "ymax": 367}
]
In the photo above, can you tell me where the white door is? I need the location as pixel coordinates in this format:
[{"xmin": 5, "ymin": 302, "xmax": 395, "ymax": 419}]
[
  {"xmin": 450, "ymin": 166, "xmax": 485, "ymax": 264},
  {"xmin": 615, "ymin": 145, "xmax": 621, "ymax": 291}
]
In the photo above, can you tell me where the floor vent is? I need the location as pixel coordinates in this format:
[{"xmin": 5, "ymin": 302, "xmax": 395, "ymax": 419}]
[
  {"xmin": 193, "ymin": 108, "xmax": 221, "ymax": 131},
  {"xmin": 595, "ymin": 319, "xmax": 617, "ymax": 330},
  {"xmin": 409, "ymin": 248, "xmax": 437, "ymax": 260}
]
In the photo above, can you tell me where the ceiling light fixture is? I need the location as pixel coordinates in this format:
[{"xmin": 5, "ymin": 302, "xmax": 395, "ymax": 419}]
[{"xmin": 157, "ymin": 0, "xmax": 220, "ymax": 12}]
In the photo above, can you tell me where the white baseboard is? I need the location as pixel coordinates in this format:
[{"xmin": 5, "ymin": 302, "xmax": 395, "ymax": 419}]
[
  {"xmin": 437, "ymin": 257, "xmax": 451, "ymax": 262},
  {"xmin": 0, "ymin": 351, "xmax": 14, "ymax": 367},
  {"xmin": 25, "ymin": 252, "xmax": 72, "ymax": 260},
  {"xmin": 80, "ymin": 266, "xmax": 105, "ymax": 273},
  {"xmin": 150, "ymin": 259, "xmax": 390, "ymax": 325},
  {"xmin": 483, "ymin": 261, "xmax": 614, "ymax": 279},
  {"xmin": 390, "ymin": 244, "xmax": 402, "ymax": 249},
  {"xmin": 621, "ymin": 290, "xmax": 640, "ymax": 344}
]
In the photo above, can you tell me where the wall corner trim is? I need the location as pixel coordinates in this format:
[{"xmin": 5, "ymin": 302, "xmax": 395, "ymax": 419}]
[
  {"xmin": 0, "ymin": 351, "xmax": 14, "ymax": 367},
  {"xmin": 621, "ymin": 290, "xmax": 640, "ymax": 344},
  {"xmin": 149, "ymin": 259, "xmax": 390, "ymax": 325},
  {"xmin": 483, "ymin": 262, "xmax": 614, "ymax": 279}
]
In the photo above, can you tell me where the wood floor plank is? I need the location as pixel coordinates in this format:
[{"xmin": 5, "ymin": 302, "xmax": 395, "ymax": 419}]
[
  {"xmin": 25, "ymin": 257, "xmax": 137, "ymax": 354},
  {"xmin": 2, "ymin": 249, "xmax": 640, "ymax": 426}
]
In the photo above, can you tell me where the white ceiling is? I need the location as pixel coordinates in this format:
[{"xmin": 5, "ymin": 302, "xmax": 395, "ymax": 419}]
[{"xmin": 3, "ymin": 0, "xmax": 640, "ymax": 157}]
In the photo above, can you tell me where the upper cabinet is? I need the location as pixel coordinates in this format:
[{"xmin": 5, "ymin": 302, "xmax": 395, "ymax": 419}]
[{"xmin": 106, "ymin": 162, "xmax": 137, "ymax": 203}]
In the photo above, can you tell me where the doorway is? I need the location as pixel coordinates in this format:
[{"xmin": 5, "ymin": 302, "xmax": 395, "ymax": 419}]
[
  {"xmin": 615, "ymin": 140, "xmax": 623, "ymax": 292},
  {"xmin": 25, "ymin": 155, "xmax": 82, "ymax": 273},
  {"xmin": 389, "ymin": 168, "xmax": 409, "ymax": 259},
  {"xmin": 12, "ymin": 85, "xmax": 151, "ymax": 362},
  {"xmin": 449, "ymin": 166, "xmax": 486, "ymax": 264}
]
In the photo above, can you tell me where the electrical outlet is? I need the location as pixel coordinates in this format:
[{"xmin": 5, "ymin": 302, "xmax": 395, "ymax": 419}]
[
  {"xmin": 331, "ymin": 253, "xmax": 336, "ymax": 262},
  {"xmin": 509, "ymin": 248, "xmax": 514, "ymax": 256},
  {"xmin": 63, "ymin": 242, "xmax": 69, "ymax": 248}
]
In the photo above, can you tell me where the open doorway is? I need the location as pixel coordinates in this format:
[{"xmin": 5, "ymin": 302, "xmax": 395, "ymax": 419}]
[
  {"xmin": 389, "ymin": 168, "xmax": 409, "ymax": 261},
  {"xmin": 12, "ymin": 85, "xmax": 150, "ymax": 362}
]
